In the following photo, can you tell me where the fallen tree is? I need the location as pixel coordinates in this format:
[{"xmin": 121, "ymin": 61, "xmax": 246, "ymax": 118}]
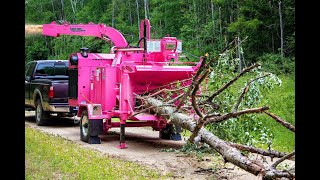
[
  {"xmin": 136, "ymin": 39, "xmax": 295, "ymax": 179},
  {"xmin": 140, "ymin": 96, "xmax": 294, "ymax": 179}
]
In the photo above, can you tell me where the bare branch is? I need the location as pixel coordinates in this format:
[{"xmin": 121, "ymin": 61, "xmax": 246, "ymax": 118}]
[
  {"xmin": 167, "ymin": 93, "xmax": 184, "ymax": 104},
  {"xmin": 205, "ymin": 106, "xmax": 269, "ymax": 125},
  {"xmin": 264, "ymin": 111, "xmax": 295, "ymax": 132},
  {"xmin": 188, "ymin": 71, "xmax": 211, "ymax": 142},
  {"xmin": 206, "ymin": 36, "xmax": 248, "ymax": 66},
  {"xmin": 263, "ymin": 170, "xmax": 295, "ymax": 180},
  {"xmin": 206, "ymin": 63, "xmax": 260, "ymax": 103},
  {"xmin": 147, "ymin": 77, "xmax": 193, "ymax": 94},
  {"xmin": 148, "ymin": 86, "xmax": 187, "ymax": 97},
  {"xmin": 191, "ymin": 70, "xmax": 210, "ymax": 118},
  {"xmin": 271, "ymin": 151, "xmax": 295, "ymax": 169},
  {"xmin": 262, "ymin": 151, "xmax": 296, "ymax": 179},
  {"xmin": 227, "ymin": 142, "xmax": 291, "ymax": 159},
  {"xmin": 233, "ymin": 74, "xmax": 271, "ymax": 112},
  {"xmin": 175, "ymin": 56, "xmax": 208, "ymax": 111}
]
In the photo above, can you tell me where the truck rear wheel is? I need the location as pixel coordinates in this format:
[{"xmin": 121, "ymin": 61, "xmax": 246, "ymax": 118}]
[
  {"xmin": 35, "ymin": 99, "xmax": 49, "ymax": 126},
  {"xmin": 80, "ymin": 109, "xmax": 90, "ymax": 142}
]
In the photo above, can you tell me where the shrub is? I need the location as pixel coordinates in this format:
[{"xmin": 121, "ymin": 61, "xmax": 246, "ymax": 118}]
[{"xmin": 257, "ymin": 53, "xmax": 295, "ymax": 75}]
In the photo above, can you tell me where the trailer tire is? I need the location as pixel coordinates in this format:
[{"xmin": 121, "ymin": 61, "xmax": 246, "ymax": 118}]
[
  {"xmin": 80, "ymin": 109, "xmax": 90, "ymax": 143},
  {"xmin": 35, "ymin": 99, "xmax": 49, "ymax": 126},
  {"xmin": 159, "ymin": 124, "xmax": 174, "ymax": 140}
]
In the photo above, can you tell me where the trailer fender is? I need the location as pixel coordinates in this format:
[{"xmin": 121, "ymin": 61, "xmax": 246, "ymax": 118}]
[{"xmin": 78, "ymin": 104, "xmax": 103, "ymax": 136}]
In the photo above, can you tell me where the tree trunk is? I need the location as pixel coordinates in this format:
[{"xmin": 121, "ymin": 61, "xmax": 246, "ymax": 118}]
[
  {"xmin": 112, "ymin": 0, "xmax": 115, "ymax": 27},
  {"xmin": 51, "ymin": 0, "xmax": 57, "ymax": 20},
  {"xmin": 136, "ymin": 0, "xmax": 140, "ymax": 31},
  {"xmin": 144, "ymin": 0, "xmax": 148, "ymax": 19},
  {"xmin": 219, "ymin": 6, "xmax": 223, "ymax": 49},
  {"xmin": 237, "ymin": 35, "xmax": 242, "ymax": 72},
  {"xmin": 279, "ymin": 1, "xmax": 284, "ymax": 58},
  {"xmin": 60, "ymin": 0, "xmax": 65, "ymax": 20},
  {"xmin": 211, "ymin": 0, "xmax": 215, "ymax": 48}
]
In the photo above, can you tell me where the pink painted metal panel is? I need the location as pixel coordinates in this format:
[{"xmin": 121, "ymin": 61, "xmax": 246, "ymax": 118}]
[
  {"xmin": 101, "ymin": 67, "xmax": 117, "ymax": 112},
  {"xmin": 129, "ymin": 66, "xmax": 194, "ymax": 85},
  {"xmin": 111, "ymin": 121, "xmax": 155, "ymax": 128}
]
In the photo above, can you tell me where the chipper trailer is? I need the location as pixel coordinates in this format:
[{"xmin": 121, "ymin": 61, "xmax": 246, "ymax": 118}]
[{"xmin": 42, "ymin": 19, "xmax": 203, "ymax": 148}]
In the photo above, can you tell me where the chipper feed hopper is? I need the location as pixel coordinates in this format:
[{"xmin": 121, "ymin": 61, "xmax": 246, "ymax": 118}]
[{"xmin": 42, "ymin": 19, "xmax": 202, "ymax": 148}]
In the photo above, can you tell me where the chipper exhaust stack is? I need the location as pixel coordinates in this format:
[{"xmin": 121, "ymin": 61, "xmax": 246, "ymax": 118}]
[{"xmin": 42, "ymin": 19, "xmax": 202, "ymax": 148}]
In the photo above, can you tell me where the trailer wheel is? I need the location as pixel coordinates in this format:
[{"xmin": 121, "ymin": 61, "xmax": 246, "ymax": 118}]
[
  {"xmin": 80, "ymin": 109, "xmax": 90, "ymax": 143},
  {"xmin": 35, "ymin": 99, "xmax": 49, "ymax": 126},
  {"xmin": 159, "ymin": 124, "xmax": 174, "ymax": 140}
]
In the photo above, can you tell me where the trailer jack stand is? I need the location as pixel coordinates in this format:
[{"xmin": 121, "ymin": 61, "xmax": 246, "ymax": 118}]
[
  {"xmin": 117, "ymin": 142, "xmax": 127, "ymax": 149},
  {"xmin": 117, "ymin": 124, "xmax": 127, "ymax": 149},
  {"xmin": 89, "ymin": 136, "xmax": 101, "ymax": 144}
]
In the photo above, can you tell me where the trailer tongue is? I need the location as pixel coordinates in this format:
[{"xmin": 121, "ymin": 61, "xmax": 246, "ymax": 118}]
[{"xmin": 42, "ymin": 19, "xmax": 202, "ymax": 148}]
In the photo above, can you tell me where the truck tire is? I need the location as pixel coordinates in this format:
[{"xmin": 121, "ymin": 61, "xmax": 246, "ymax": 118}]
[
  {"xmin": 35, "ymin": 99, "xmax": 49, "ymax": 126},
  {"xmin": 80, "ymin": 109, "xmax": 90, "ymax": 143}
]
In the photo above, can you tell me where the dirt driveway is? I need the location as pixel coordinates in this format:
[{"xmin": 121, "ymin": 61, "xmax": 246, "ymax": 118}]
[{"xmin": 25, "ymin": 111, "xmax": 277, "ymax": 180}]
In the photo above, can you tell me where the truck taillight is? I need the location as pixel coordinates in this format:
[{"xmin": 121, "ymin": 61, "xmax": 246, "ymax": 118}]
[{"xmin": 48, "ymin": 86, "xmax": 54, "ymax": 98}]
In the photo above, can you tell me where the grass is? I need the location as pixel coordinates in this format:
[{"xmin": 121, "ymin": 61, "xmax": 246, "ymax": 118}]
[
  {"xmin": 25, "ymin": 126, "xmax": 170, "ymax": 180},
  {"xmin": 255, "ymin": 75, "xmax": 295, "ymax": 152}
]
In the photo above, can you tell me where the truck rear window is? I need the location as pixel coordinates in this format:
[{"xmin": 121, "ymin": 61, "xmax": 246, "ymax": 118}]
[{"xmin": 35, "ymin": 61, "xmax": 69, "ymax": 76}]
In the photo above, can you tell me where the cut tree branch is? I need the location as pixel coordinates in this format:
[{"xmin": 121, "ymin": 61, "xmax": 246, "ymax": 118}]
[
  {"xmin": 148, "ymin": 85, "xmax": 187, "ymax": 97},
  {"xmin": 167, "ymin": 94, "xmax": 184, "ymax": 104},
  {"xmin": 188, "ymin": 70, "xmax": 211, "ymax": 142},
  {"xmin": 205, "ymin": 106, "xmax": 269, "ymax": 125},
  {"xmin": 227, "ymin": 142, "xmax": 291, "ymax": 159},
  {"xmin": 270, "ymin": 151, "xmax": 295, "ymax": 169},
  {"xmin": 206, "ymin": 63, "xmax": 260, "ymax": 103},
  {"xmin": 191, "ymin": 70, "xmax": 210, "ymax": 118},
  {"xmin": 264, "ymin": 111, "xmax": 295, "ymax": 132},
  {"xmin": 233, "ymin": 74, "xmax": 271, "ymax": 112},
  {"xmin": 175, "ymin": 56, "xmax": 207, "ymax": 111}
]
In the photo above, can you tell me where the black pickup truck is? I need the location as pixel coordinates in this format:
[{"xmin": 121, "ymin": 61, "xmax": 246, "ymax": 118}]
[{"xmin": 25, "ymin": 60, "xmax": 77, "ymax": 125}]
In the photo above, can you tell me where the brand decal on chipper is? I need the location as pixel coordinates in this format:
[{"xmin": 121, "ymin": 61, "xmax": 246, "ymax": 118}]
[{"xmin": 70, "ymin": 28, "xmax": 86, "ymax": 32}]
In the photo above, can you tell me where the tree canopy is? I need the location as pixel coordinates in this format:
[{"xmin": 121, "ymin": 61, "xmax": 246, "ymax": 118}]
[{"xmin": 25, "ymin": 0, "xmax": 295, "ymax": 74}]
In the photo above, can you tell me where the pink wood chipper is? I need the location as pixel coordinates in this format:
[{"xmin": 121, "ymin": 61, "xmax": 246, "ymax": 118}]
[{"xmin": 42, "ymin": 19, "xmax": 202, "ymax": 148}]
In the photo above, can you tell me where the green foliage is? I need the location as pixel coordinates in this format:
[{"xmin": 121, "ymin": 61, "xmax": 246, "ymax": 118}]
[
  {"xmin": 257, "ymin": 53, "xmax": 295, "ymax": 75},
  {"xmin": 255, "ymin": 75, "xmax": 295, "ymax": 152},
  {"xmin": 204, "ymin": 48, "xmax": 292, "ymax": 151},
  {"xmin": 25, "ymin": 126, "xmax": 168, "ymax": 179},
  {"xmin": 25, "ymin": 0, "xmax": 295, "ymax": 64},
  {"xmin": 228, "ymin": 17, "xmax": 261, "ymax": 33},
  {"xmin": 25, "ymin": 35, "xmax": 50, "ymax": 62}
]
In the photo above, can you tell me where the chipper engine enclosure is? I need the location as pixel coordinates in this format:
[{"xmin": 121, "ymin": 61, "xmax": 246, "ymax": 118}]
[{"xmin": 42, "ymin": 19, "xmax": 202, "ymax": 148}]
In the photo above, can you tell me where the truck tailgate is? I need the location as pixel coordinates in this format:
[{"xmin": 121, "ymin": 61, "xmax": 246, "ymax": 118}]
[{"xmin": 52, "ymin": 80, "xmax": 68, "ymax": 99}]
